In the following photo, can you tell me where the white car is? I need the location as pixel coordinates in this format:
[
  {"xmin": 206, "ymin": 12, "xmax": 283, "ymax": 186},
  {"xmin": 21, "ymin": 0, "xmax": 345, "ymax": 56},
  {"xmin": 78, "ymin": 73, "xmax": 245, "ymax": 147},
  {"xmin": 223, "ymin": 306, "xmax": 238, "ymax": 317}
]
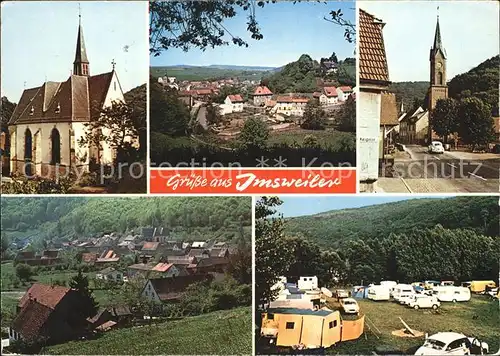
[
  {"xmin": 340, "ymin": 298, "xmax": 359, "ymax": 314},
  {"xmin": 408, "ymin": 295, "xmax": 440, "ymax": 309},
  {"xmin": 429, "ymin": 141, "xmax": 445, "ymax": 154},
  {"xmin": 415, "ymin": 332, "xmax": 489, "ymax": 355},
  {"xmin": 399, "ymin": 293, "xmax": 417, "ymax": 305}
]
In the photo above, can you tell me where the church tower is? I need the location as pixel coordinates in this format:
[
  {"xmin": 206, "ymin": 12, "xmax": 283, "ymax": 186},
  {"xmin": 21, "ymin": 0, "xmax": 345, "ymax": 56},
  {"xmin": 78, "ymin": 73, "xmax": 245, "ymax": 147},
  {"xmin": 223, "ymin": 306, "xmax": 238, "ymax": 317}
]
[
  {"xmin": 73, "ymin": 13, "xmax": 90, "ymax": 76},
  {"xmin": 428, "ymin": 13, "xmax": 448, "ymax": 111},
  {"xmin": 428, "ymin": 11, "xmax": 448, "ymax": 141}
]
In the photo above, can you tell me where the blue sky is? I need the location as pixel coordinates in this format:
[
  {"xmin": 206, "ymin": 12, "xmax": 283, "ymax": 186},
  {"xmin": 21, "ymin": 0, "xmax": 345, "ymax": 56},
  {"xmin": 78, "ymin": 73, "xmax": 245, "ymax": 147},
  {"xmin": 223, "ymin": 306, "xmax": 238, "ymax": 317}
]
[
  {"xmin": 359, "ymin": 0, "xmax": 499, "ymax": 82},
  {"xmin": 150, "ymin": 1, "xmax": 355, "ymax": 67},
  {"xmin": 1, "ymin": 1, "xmax": 148, "ymax": 102},
  {"xmin": 276, "ymin": 196, "xmax": 448, "ymax": 218}
]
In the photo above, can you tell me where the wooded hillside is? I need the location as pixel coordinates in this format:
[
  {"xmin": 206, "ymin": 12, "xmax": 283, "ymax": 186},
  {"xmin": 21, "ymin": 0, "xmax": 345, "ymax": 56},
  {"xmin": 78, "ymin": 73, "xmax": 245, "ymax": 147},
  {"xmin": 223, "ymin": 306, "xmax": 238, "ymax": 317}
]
[
  {"xmin": 1, "ymin": 197, "xmax": 252, "ymax": 248},
  {"xmin": 284, "ymin": 196, "xmax": 499, "ymax": 248}
]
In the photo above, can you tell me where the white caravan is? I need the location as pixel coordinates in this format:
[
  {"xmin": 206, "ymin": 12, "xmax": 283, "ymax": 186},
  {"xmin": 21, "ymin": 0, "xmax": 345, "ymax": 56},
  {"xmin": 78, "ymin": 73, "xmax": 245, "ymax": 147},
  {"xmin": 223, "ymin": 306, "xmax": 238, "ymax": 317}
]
[
  {"xmin": 367, "ymin": 285, "xmax": 391, "ymax": 301},
  {"xmin": 393, "ymin": 284, "xmax": 414, "ymax": 301},
  {"xmin": 434, "ymin": 286, "xmax": 471, "ymax": 302},
  {"xmin": 380, "ymin": 281, "xmax": 397, "ymax": 291},
  {"xmin": 298, "ymin": 276, "xmax": 318, "ymax": 290}
]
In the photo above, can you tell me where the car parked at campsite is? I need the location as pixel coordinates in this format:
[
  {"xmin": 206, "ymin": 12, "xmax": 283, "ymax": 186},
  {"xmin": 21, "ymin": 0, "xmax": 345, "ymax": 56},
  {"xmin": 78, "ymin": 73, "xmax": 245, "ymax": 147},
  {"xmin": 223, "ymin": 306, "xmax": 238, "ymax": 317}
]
[
  {"xmin": 414, "ymin": 332, "xmax": 489, "ymax": 355},
  {"xmin": 399, "ymin": 293, "xmax": 417, "ymax": 305},
  {"xmin": 428, "ymin": 141, "xmax": 445, "ymax": 154},
  {"xmin": 408, "ymin": 295, "xmax": 440, "ymax": 310},
  {"xmin": 340, "ymin": 298, "xmax": 359, "ymax": 315}
]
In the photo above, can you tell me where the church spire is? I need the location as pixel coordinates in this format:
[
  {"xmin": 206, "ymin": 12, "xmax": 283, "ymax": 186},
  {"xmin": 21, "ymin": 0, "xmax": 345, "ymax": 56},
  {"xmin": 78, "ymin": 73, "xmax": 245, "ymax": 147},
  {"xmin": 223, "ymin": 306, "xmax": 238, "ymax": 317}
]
[
  {"xmin": 73, "ymin": 5, "xmax": 90, "ymax": 76},
  {"xmin": 431, "ymin": 8, "xmax": 446, "ymax": 58}
]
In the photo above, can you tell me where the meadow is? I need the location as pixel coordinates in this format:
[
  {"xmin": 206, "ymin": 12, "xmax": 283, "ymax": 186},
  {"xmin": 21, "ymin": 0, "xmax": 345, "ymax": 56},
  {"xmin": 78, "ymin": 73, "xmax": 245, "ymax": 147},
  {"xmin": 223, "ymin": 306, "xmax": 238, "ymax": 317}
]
[{"xmin": 43, "ymin": 307, "xmax": 252, "ymax": 355}]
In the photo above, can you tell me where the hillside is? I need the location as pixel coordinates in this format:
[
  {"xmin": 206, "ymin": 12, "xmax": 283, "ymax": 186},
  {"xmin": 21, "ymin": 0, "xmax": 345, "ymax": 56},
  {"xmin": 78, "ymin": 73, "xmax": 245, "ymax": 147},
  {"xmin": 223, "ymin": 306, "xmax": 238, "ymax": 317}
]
[
  {"xmin": 448, "ymin": 55, "xmax": 499, "ymax": 115},
  {"xmin": 1, "ymin": 197, "xmax": 252, "ymax": 249},
  {"xmin": 150, "ymin": 65, "xmax": 273, "ymax": 81},
  {"xmin": 43, "ymin": 307, "xmax": 252, "ymax": 355},
  {"xmin": 264, "ymin": 54, "xmax": 355, "ymax": 94},
  {"xmin": 389, "ymin": 81, "xmax": 429, "ymax": 112},
  {"xmin": 284, "ymin": 196, "xmax": 499, "ymax": 248}
]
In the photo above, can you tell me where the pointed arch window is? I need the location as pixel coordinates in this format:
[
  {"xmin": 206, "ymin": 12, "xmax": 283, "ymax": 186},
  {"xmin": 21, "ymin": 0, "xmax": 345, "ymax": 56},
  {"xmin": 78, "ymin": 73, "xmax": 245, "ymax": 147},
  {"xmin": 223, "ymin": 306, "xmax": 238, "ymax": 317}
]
[
  {"xmin": 438, "ymin": 72, "xmax": 443, "ymax": 85},
  {"xmin": 51, "ymin": 128, "xmax": 61, "ymax": 164}
]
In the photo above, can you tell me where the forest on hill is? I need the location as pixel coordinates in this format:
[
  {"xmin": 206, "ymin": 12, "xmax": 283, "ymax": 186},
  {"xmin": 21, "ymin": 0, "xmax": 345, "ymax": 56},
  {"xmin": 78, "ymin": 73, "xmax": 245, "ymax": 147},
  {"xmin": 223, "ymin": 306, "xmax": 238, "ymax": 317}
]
[
  {"xmin": 389, "ymin": 81, "xmax": 429, "ymax": 113},
  {"xmin": 0, "ymin": 197, "xmax": 252, "ymax": 249},
  {"xmin": 448, "ymin": 55, "xmax": 499, "ymax": 115},
  {"xmin": 263, "ymin": 54, "xmax": 356, "ymax": 94},
  {"xmin": 284, "ymin": 196, "xmax": 499, "ymax": 248}
]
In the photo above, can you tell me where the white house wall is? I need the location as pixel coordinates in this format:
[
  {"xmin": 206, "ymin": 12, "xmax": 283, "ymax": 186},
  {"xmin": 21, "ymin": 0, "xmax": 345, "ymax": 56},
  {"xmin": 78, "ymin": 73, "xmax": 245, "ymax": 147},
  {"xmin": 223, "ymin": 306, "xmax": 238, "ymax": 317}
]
[{"xmin": 358, "ymin": 91, "xmax": 381, "ymax": 181}]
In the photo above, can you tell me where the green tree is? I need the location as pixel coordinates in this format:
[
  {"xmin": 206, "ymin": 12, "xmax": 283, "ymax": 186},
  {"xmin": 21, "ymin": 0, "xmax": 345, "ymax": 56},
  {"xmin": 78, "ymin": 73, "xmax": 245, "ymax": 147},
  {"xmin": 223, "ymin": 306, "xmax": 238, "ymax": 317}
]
[
  {"xmin": 150, "ymin": 80, "xmax": 189, "ymax": 136},
  {"xmin": 336, "ymin": 95, "xmax": 356, "ymax": 132},
  {"xmin": 238, "ymin": 117, "xmax": 269, "ymax": 150},
  {"xmin": 69, "ymin": 270, "xmax": 98, "ymax": 318},
  {"xmin": 431, "ymin": 98, "xmax": 459, "ymax": 144},
  {"xmin": 15, "ymin": 264, "xmax": 34, "ymax": 283},
  {"xmin": 205, "ymin": 101, "xmax": 222, "ymax": 126},
  {"xmin": 457, "ymin": 97, "xmax": 494, "ymax": 150},
  {"xmin": 1, "ymin": 233, "xmax": 10, "ymax": 256},
  {"xmin": 303, "ymin": 134, "xmax": 319, "ymax": 148},
  {"xmin": 255, "ymin": 197, "xmax": 293, "ymax": 306},
  {"xmin": 301, "ymin": 100, "xmax": 326, "ymax": 130}
]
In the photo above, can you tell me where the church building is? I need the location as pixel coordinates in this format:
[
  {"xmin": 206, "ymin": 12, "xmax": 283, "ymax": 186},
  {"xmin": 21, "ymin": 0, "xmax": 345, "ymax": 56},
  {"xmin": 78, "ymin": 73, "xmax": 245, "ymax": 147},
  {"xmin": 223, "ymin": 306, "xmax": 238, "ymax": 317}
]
[
  {"xmin": 427, "ymin": 13, "xmax": 449, "ymax": 141},
  {"xmin": 8, "ymin": 15, "xmax": 125, "ymax": 178}
]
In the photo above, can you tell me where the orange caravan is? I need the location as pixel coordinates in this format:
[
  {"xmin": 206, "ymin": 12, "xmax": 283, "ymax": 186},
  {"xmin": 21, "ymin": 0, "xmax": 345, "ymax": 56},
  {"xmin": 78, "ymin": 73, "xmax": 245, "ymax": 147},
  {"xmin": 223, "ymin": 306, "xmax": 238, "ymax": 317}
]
[{"xmin": 260, "ymin": 308, "xmax": 365, "ymax": 349}]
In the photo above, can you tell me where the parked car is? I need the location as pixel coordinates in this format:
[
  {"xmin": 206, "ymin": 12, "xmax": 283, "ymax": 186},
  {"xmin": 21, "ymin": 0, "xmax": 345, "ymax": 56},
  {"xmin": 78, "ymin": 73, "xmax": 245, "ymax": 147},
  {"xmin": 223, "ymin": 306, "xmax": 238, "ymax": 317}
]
[
  {"xmin": 340, "ymin": 298, "xmax": 359, "ymax": 314},
  {"xmin": 335, "ymin": 289, "xmax": 350, "ymax": 299},
  {"xmin": 399, "ymin": 293, "xmax": 417, "ymax": 305},
  {"xmin": 428, "ymin": 141, "xmax": 445, "ymax": 154},
  {"xmin": 408, "ymin": 295, "xmax": 440, "ymax": 310},
  {"xmin": 414, "ymin": 332, "xmax": 489, "ymax": 355}
]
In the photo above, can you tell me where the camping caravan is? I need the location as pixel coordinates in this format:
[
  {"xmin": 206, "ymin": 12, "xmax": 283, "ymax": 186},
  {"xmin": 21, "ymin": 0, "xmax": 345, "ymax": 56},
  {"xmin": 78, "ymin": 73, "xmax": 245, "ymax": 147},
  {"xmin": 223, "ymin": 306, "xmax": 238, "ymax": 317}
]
[
  {"xmin": 367, "ymin": 285, "xmax": 390, "ymax": 301},
  {"xmin": 469, "ymin": 280, "xmax": 496, "ymax": 293},
  {"xmin": 260, "ymin": 308, "xmax": 365, "ymax": 349},
  {"xmin": 392, "ymin": 284, "xmax": 413, "ymax": 301},
  {"xmin": 434, "ymin": 286, "xmax": 471, "ymax": 302},
  {"xmin": 380, "ymin": 281, "xmax": 397, "ymax": 292},
  {"xmin": 298, "ymin": 276, "xmax": 318, "ymax": 291},
  {"xmin": 424, "ymin": 280, "xmax": 440, "ymax": 290}
]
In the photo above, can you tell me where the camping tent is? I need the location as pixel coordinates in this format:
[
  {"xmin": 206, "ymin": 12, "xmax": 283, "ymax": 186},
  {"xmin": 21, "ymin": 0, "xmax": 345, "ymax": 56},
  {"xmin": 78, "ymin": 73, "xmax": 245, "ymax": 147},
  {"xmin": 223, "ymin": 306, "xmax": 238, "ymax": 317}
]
[{"xmin": 352, "ymin": 286, "xmax": 369, "ymax": 299}]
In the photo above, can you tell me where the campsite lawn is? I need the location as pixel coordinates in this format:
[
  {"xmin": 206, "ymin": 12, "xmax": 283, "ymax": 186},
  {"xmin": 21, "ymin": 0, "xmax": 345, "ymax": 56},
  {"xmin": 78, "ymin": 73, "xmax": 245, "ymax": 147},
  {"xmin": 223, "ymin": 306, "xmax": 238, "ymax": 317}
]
[
  {"xmin": 43, "ymin": 307, "xmax": 252, "ymax": 355},
  {"xmin": 328, "ymin": 295, "xmax": 500, "ymax": 355}
]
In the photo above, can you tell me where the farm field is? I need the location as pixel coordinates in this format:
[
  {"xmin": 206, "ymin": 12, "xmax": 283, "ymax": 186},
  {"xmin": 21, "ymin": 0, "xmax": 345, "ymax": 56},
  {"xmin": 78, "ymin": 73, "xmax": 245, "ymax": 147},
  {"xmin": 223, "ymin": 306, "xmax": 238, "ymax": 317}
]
[
  {"xmin": 43, "ymin": 307, "xmax": 252, "ymax": 355},
  {"xmin": 329, "ymin": 295, "xmax": 500, "ymax": 355},
  {"xmin": 267, "ymin": 129, "xmax": 355, "ymax": 152}
]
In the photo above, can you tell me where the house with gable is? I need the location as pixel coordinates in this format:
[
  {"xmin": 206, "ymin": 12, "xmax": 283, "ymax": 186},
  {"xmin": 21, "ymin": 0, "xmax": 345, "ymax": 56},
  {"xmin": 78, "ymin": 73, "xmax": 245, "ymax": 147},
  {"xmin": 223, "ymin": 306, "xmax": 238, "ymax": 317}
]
[
  {"xmin": 253, "ymin": 86, "xmax": 273, "ymax": 106},
  {"xmin": 141, "ymin": 274, "xmax": 213, "ymax": 303},
  {"xmin": 337, "ymin": 86, "xmax": 353, "ymax": 101},
  {"xmin": 224, "ymin": 95, "xmax": 245, "ymax": 112},
  {"xmin": 319, "ymin": 87, "xmax": 339, "ymax": 105}
]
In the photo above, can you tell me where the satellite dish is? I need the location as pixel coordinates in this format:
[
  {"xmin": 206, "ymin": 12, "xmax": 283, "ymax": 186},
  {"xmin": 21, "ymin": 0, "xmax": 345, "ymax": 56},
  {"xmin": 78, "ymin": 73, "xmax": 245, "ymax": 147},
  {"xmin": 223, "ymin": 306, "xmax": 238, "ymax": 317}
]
[{"xmin": 321, "ymin": 287, "xmax": 333, "ymax": 298}]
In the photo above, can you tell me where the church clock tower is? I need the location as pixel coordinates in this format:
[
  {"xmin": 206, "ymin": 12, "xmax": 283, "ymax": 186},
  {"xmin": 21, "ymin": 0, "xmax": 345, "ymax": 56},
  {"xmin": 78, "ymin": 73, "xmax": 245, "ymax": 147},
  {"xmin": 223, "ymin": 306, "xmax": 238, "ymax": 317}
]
[{"xmin": 428, "ymin": 12, "xmax": 448, "ymax": 140}]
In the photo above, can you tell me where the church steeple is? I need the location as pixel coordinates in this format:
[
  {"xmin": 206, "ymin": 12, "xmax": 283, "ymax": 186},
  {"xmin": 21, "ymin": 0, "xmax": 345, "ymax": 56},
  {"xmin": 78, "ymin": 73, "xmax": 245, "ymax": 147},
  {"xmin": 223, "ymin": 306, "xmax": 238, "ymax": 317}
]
[
  {"xmin": 73, "ymin": 8, "xmax": 90, "ymax": 76},
  {"xmin": 431, "ymin": 12, "xmax": 446, "ymax": 59}
]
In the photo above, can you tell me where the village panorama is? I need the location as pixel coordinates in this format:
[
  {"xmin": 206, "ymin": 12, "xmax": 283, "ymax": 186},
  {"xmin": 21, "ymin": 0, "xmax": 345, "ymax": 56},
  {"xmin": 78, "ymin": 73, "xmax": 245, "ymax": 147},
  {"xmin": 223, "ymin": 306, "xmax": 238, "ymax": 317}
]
[
  {"xmin": 0, "ymin": 197, "xmax": 252, "ymax": 355},
  {"xmin": 255, "ymin": 195, "xmax": 500, "ymax": 355},
  {"xmin": 149, "ymin": 1, "xmax": 356, "ymax": 168}
]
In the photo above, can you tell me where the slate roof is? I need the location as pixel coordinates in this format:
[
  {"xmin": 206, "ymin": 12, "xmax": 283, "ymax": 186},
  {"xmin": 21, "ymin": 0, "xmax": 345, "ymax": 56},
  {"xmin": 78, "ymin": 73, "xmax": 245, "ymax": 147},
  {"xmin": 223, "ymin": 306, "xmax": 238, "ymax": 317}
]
[
  {"xmin": 9, "ymin": 72, "xmax": 114, "ymax": 125},
  {"xmin": 19, "ymin": 283, "xmax": 70, "ymax": 309},
  {"xmin": 359, "ymin": 9, "xmax": 390, "ymax": 84}
]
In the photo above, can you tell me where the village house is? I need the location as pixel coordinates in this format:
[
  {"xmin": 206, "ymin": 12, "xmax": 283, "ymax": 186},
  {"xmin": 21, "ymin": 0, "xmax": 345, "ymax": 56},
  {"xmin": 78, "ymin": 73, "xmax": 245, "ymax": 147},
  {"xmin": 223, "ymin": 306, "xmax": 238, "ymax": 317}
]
[
  {"xmin": 272, "ymin": 96, "xmax": 309, "ymax": 117},
  {"xmin": 15, "ymin": 249, "xmax": 62, "ymax": 266},
  {"xmin": 187, "ymin": 248, "xmax": 210, "ymax": 259},
  {"xmin": 191, "ymin": 241, "xmax": 207, "ymax": 248},
  {"xmin": 95, "ymin": 267, "xmax": 124, "ymax": 282},
  {"xmin": 150, "ymin": 262, "xmax": 182, "ymax": 278},
  {"xmin": 337, "ymin": 86, "xmax": 353, "ymax": 101},
  {"xmin": 253, "ymin": 86, "xmax": 273, "ymax": 106},
  {"xmin": 224, "ymin": 95, "xmax": 245, "ymax": 113},
  {"xmin": 209, "ymin": 247, "xmax": 230, "ymax": 258},
  {"xmin": 188, "ymin": 257, "xmax": 230, "ymax": 274},
  {"xmin": 398, "ymin": 106, "xmax": 430, "ymax": 145},
  {"xmin": 178, "ymin": 90, "xmax": 194, "ymax": 108},
  {"xmin": 141, "ymin": 274, "xmax": 213, "ymax": 303},
  {"xmin": 9, "ymin": 283, "xmax": 91, "ymax": 344},
  {"xmin": 164, "ymin": 255, "xmax": 197, "ymax": 266},
  {"xmin": 7, "ymin": 15, "xmax": 129, "ymax": 178},
  {"xmin": 87, "ymin": 306, "xmax": 132, "ymax": 331},
  {"xmin": 95, "ymin": 249, "xmax": 120, "ymax": 265},
  {"xmin": 379, "ymin": 93, "xmax": 399, "ymax": 156},
  {"xmin": 319, "ymin": 87, "xmax": 339, "ymax": 105},
  {"xmin": 127, "ymin": 263, "xmax": 154, "ymax": 278},
  {"xmin": 152, "ymin": 227, "xmax": 170, "ymax": 243},
  {"xmin": 358, "ymin": 9, "xmax": 392, "ymax": 192}
]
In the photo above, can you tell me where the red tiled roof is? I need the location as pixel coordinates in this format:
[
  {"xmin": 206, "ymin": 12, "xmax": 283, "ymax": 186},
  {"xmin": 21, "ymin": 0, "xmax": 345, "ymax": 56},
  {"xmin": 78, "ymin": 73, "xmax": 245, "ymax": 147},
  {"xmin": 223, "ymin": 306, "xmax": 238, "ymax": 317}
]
[
  {"xmin": 194, "ymin": 89, "xmax": 213, "ymax": 95},
  {"xmin": 338, "ymin": 86, "xmax": 352, "ymax": 92},
  {"xmin": 19, "ymin": 283, "xmax": 70, "ymax": 309},
  {"xmin": 359, "ymin": 9, "xmax": 390, "ymax": 83},
  {"xmin": 82, "ymin": 253, "xmax": 98, "ymax": 263},
  {"xmin": 276, "ymin": 96, "xmax": 294, "ymax": 103},
  {"xmin": 12, "ymin": 300, "xmax": 53, "ymax": 342},
  {"xmin": 253, "ymin": 86, "xmax": 273, "ymax": 96},
  {"xmin": 227, "ymin": 94, "xmax": 244, "ymax": 103},
  {"xmin": 323, "ymin": 87, "xmax": 338, "ymax": 97},
  {"xmin": 293, "ymin": 98, "xmax": 309, "ymax": 103},
  {"xmin": 142, "ymin": 242, "xmax": 159, "ymax": 251},
  {"xmin": 152, "ymin": 262, "xmax": 174, "ymax": 272}
]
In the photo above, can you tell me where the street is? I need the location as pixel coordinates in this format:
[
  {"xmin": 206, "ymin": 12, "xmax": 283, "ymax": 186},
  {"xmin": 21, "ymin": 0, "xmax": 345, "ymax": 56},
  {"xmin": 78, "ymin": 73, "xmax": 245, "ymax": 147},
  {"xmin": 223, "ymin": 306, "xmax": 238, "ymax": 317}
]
[{"xmin": 377, "ymin": 145, "xmax": 500, "ymax": 193}]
